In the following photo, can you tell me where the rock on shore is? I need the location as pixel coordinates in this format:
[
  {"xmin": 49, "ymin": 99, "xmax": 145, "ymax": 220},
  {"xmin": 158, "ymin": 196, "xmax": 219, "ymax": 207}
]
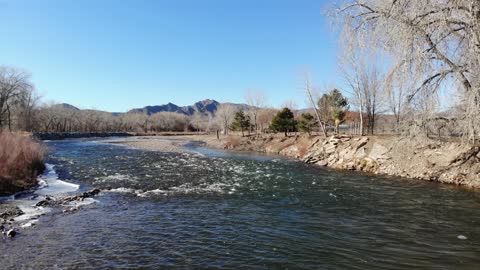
[
  {"xmin": 0, "ymin": 188, "xmax": 103, "ymax": 238},
  {"xmin": 0, "ymin": 204, "xmax": 24, "ymax": 220},
  {"xmin": 35, "ymin": 188, "xmax": 102, "ymax": 208},
  {"xmin": 300, "ymin": 135, "xmax": 480, "ymax": 187},
  {"xmin": 0, "ymin": 204, "xmax": 25, "ymax": 238}
]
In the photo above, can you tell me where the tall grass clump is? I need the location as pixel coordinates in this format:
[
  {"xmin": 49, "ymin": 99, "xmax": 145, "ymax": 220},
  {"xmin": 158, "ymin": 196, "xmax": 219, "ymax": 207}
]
[{"xmin": 0, "ymin": 132, "xmax": 45, "ymax": 196}]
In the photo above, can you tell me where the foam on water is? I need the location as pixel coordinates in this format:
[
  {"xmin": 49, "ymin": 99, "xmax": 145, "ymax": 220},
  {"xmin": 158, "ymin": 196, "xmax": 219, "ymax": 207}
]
[
  {"xmin": 137, "ymin": 189, "xmax": 168, "ymax": 197},
  {"xmin": 94, "ymin": 174, "xmax": 138, "ymax": 185},
  {"xmin": 20, "ymin": 220, "xmax": 38, "ymax": 228},
  {"xmin": 105, "ymin": 187, "xmax": 140, "ymax": 193},
  {"xmin": 64, "ymin": 198, "xmax": 98, "ymax": 208},
  {"xmin": 107, "ymin": 181, "xmax": 232, "ymax": 198}
]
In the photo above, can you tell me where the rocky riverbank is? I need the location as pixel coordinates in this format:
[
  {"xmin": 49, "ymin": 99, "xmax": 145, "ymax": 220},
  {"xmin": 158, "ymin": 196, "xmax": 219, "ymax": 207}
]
[
  {"xmin": 0, "ymin": 188, "xmax": 103, "ymax": 238},
  {"xmin": 0, "ymin": 204, "xmax": 24, "ymax": 221},
  {"xmin": 0, "ymin": 204, "xmax": 25, "ymax": 238},
  {"xmin": 166, "ymin": 134, "xmax": 480, "ymax": 188}
]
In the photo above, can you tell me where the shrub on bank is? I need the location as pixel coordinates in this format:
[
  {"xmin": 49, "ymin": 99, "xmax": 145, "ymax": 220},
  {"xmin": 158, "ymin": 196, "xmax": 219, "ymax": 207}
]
[{"xmin": 0, "ymin": 132, "xmax": 45, "ymax": 196}]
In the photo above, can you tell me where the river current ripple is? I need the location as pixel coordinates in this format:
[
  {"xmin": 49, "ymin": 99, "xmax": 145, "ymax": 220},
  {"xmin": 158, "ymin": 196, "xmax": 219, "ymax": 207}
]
[{"xmin": 1, "ymin": 138, "xmax": 480, "ymax": 269}]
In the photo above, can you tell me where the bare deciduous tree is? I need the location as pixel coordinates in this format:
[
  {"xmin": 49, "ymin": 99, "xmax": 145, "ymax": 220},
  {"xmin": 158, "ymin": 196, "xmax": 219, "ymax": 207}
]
[
  {"xmin": 245, "ymin": 89, "xmax": 266, "ymax": 134},
  {"xmin": 0, "ymin": 67, "xmax": 34, "ymax": 130},
  {"xmin": 257, "ymin": 108, "xmax": 278, "ymax": 132},
  {"xmin": 331, "ymin": 0, "xmax": 480, "ymax": 141},
  {"xmin": 214, "ymin": 104, "xmax": 235, "ymax": 135},
  {"xmin": 150, "ymin": 112, "xmax": 188, "ymax": 132},
  {"xmin": 303, "ymin": 72, "xmax": 328, "ymax": 137},
  {"xmin": 340, "ymin": 54, "xmax": 364, "ymax": 135}
]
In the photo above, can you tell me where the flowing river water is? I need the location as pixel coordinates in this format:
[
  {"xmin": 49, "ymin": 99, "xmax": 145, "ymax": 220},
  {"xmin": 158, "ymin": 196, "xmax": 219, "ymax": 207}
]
[{"xmin": 1, "ymin": 138, "xmax": 480, "ymax": 269}]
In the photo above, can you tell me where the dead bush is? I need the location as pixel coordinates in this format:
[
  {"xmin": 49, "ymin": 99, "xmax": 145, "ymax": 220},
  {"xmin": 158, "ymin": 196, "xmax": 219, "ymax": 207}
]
[
  {"xmin": 0, "ymin": 132, "xmax": 45, "ymax": 195},
  {"xmin": 223, "ymin": 135, "xmax": 241, "ymax": 149}
]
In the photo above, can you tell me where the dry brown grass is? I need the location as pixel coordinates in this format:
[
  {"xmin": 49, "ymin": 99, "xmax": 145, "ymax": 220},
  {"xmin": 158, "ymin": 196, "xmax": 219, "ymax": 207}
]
[
  {"xmin": 223, "ymin": 135, "xmax": 241, "ymax": 149},
  {"xmin": 0, "ymin": 132, "xmax": 45, "ymax": 195}
]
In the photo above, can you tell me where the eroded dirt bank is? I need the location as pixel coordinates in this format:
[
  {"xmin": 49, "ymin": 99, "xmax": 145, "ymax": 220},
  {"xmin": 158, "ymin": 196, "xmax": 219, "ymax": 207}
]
[{"xmin": 169, "ymin": 134, "xmax": 480, "ymax": 188}]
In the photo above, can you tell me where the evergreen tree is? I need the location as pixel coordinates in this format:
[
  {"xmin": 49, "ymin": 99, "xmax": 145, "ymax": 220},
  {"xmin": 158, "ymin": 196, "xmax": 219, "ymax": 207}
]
[
  {"xmin": 230, "ymin": 110, "xmax": 251, "ymax": 137},
  {"xmin": 297, "ymin": 112, "xmax": 316, "ymax": 135},
  {"xmin": 330, "ymin": 89, "xmax": 349, "ymax": 134},
  {"xmin": 270, "ymin": 108, "xmax": 296, "ymax": 137},
  {"xmin": 317, "ymin": 89, "xmax": 349, "ymax": 134}
]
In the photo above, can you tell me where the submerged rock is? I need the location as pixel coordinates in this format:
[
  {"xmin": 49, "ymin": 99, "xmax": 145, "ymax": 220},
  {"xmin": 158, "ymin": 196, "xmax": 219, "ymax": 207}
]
[
  {"xmin": 6, "ymin": 229, "xmax": 16, "ymax": 238},
  {"xmin": 80, "ymin": 188, "xmax": 101, "ymax": 198},
  {"xmin": 63, "ymin": 207, "xmax": 78, "ymax": 214},
  {"xmin": 35, "ymin": 196, "xmax": 53, "ymax": 207},
  {"xmin": 0, "ymin": 205, "xmax": 24, "ymax": 220},
  {"xmin": 35, "ymin": 188, "xmax": 102, "ymax": 208}
]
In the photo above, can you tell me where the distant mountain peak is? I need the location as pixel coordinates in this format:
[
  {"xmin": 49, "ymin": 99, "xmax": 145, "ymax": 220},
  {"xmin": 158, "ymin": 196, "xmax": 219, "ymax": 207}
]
[
  {"xmin": 53, "ymin": 103, "xmax": 80, "ymax": 111},
  {"xmin": 53, "ymin": 99, "xmax": 252, "ymax": 117},
  {"xmin": 128, "ymin": 99, "xmax": 220, "ymax": 116}
]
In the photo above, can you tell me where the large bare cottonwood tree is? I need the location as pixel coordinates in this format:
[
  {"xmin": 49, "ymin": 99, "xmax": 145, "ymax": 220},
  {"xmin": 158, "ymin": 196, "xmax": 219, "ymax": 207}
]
[{"xmin": 331, "ymin": 0, "xmax": 480, "ymax": 141}]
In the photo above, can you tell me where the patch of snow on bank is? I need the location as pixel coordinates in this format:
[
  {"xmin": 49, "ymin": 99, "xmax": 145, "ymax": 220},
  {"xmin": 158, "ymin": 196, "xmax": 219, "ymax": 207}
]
[{"xmin": 8, "ymin": 164, "xmax": 81, "ymax": 227}]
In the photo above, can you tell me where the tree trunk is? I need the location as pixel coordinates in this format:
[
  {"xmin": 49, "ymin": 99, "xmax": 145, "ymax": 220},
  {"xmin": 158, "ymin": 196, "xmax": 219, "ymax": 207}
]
[
  {"xmin": 6, "ymin": 104, "xmax": 11, "ymax": 131},
  {"xmin": 304, "ymin": 75, "xmax": 328, "ymax": 137},
  {"xmin": 359, "ymin": 103, "xmax": 364, "ymax": 136},
  {"xmin": 254, "ymin": 113, "xmax": 258, "ymax": 135}
]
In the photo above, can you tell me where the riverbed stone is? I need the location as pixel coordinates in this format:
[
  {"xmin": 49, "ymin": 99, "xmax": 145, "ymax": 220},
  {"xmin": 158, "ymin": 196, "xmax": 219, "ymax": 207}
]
[
  {"xmin": 368, "ymin": 143, "xmax": 389, "ymax": 161},
  {"xmin": 354, "ymin": 137, "xmax": 369, "ymax": 150},
  {"xmin": 325, "ymin": 145, "xmax": 336, "ymax": 154},
  {"xmin": 345, "ymin": 161, "xmax": 356, "ymax": 170},
  {"xmin": 6, "ymin": 229, "xmax": 16, "ymax": 238},
  {"xmin": 316, "ymin": 160, "xmax": 328, "ymax": 166},
  {"xmin": 0, "ymin": 205, "xmax": 24, "ymax": 220}
]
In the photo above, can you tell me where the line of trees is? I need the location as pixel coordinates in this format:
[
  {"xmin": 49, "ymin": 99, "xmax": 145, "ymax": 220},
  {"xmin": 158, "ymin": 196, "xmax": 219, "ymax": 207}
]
[
  {"xmin": 0, "ymin": 69, "xmax": 281, "ymax": 135},
  {"xmin": 0, "ymin": 67, "xmax": 38, "ymax": 132},
  {"xmin": 0, "ymin": 63, "xmax": 361, "ymax": 138},
  {"xmin": 6, "ymin": 0, "xmax": 480, "ymax": 142},
  {"xmin": 0, "ymin": 60, "xmax": 457, "ymax": 140},
  {"xmin": 35, "ymin": 107, "xmax": 211, "ymax": 134}
]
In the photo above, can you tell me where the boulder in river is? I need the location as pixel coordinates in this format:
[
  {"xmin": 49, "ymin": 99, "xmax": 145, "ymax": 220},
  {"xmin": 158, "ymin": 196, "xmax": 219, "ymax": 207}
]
[
  {"xmin": 35, "ymin": 188, "xmax": 102, "ymax": 208},
  {"xmin": 0, "ymin": 205, "xmax": 24, "ymax": 220},
  {"xmin": 80, "ymin": 188, "xmax": 101, "ymax": 198},
  {"xmin": 6, "ymin": 229, "xmax": 16, "ymax": 238},
  {"xmin": 35, "ymin": 196, "xmax": 53, "ymax": 207}
]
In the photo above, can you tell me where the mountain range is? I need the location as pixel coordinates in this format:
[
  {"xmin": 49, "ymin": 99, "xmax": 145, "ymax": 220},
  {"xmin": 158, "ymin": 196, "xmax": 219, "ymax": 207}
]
[
  {"xmin": 128, "ymin": 99, "xmax": 221, "ymax": 116},
  {"xmin": 57, "ymin": 99, "xmax": 252, "ymax": 116}
]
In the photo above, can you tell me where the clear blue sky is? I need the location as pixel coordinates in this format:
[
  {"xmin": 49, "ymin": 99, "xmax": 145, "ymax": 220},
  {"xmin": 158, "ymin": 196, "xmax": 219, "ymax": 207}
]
[{"xmin": 0, "ymin": 0, "xmax": 339, "ymax": 112}]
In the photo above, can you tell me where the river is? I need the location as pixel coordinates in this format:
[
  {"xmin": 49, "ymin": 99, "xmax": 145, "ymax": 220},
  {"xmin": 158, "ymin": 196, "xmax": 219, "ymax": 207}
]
[{"xmin": 1, "ymin": 138, "xmax": 480, "ymax": 269}]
